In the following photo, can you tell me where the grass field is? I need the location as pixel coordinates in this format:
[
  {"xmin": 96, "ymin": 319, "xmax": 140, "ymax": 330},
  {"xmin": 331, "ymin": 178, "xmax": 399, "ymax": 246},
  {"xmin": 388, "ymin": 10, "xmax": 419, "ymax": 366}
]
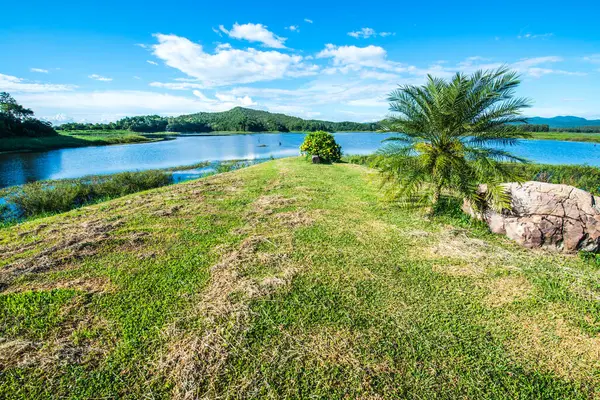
[
  {"xmin": 530, "ymin": 131, "xmax": 600, "ymax": 143},
  {"xmin": 0, "ymin": 157, "xmax": 599, "ymax": 398},
  {"xmin": 0, "ymin": 131, "xmax": 170, "ymax": 153}
]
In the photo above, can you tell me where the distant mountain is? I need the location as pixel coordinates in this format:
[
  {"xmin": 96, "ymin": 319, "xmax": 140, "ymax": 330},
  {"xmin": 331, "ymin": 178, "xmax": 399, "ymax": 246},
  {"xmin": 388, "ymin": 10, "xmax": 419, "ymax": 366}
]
[{"xmin": 527, "ymin": 116, "xmax": 600, "ymax": 128}]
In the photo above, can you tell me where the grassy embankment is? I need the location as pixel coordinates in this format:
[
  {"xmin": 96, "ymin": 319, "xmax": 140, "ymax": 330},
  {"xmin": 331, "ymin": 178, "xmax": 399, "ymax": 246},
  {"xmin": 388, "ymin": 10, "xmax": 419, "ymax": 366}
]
[
  {"xmin": 0, "ymin": 130, "xmax": 172, "ymax": 153},
  {"xmin": 530, "ymin": 131, "xmax": 600, "ymax": 143},
  {"xmin": 1, "ymin": 157, "xmax": 599, "ymax": 398}
]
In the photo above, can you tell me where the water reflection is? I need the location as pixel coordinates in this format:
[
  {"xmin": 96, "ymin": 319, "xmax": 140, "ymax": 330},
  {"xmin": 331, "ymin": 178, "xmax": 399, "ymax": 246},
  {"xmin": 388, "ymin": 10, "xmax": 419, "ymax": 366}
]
[{"xmin": 1, "ymin": 132, "xmax": 600, "ymax": 188}]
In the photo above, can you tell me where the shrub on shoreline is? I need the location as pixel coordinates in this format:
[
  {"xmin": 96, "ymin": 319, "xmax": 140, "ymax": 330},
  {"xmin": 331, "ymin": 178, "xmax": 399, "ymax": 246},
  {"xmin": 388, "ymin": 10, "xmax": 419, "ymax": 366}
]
[{"xmin": 300, "ymin": 131, "xmax": 342, "ymax": 163}]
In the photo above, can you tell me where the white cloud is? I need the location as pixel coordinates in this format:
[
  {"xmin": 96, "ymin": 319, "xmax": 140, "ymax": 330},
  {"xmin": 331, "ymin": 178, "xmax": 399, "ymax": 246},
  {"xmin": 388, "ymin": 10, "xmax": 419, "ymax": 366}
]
[
  {"xmin": 191, "ymin": 89, "xmax": 256, "ymax": 107},
  {"xmin": 147, "ymin": 60, "xmax": 158, "ymax": 65},
  {"xmin": 583, "ymin": 54, "xmax": 600, "ymax": 64},
  {"xmin": 149, "ymin": 81, "xmax": 205, "ymax": 90},
  {"xmin": 0, "ymin": 73, "xmax": 76, "ymax": 93},
  {"xmin": 16, "ymin": 90, "xmax": 258, "ymax": 121},
  {"xmin": 455, "ymin": 56, "xmax": 585, "ymax": 78},
  {"xmin": 317, "ymin": 44, "xmax": 391, "ymax": 70},
  {"xmin": 218, "ymin": 23, "xmax": 286, "ymax": 48},
  {"xmin": 359, "ymin": 70, "xmax": 399, "ymax": 81},
  {"xmin": 348, "ymin": 28, "xmax": 394, "ymax": 39},
  {"xmin": 511, "ymin": 56, "xmax": 562, "ymax": 69},
  {"xmin": 286, "ymin": 25, "xmax": 300, "ymax": 32},
  {"xmin": 151, "ymin": 33, "xmax": 317, "ymax": 87},
  {"xmin": 211, "ymin": 27, "xmax": 223, "ymax": 37},
  {"xmin": 41, "ymin": 113, "xmax": 74, "ymax": 124},
  {"xmin": 88, "ymin": 74, "xmax": 113, "ymax": 82},
  {"xmin": 135, "ymin": 43, "xmax": 148, "ymax": 49},
  {"xmin": 30, "ymin": 68, "xmax": 49, "ymax": 73},
  {"xmin": 517, "ymin": 33, "xmax": 553, "ymax": 39},
  {"xmin": 304, "ymin": 18, "xmax": 313, "ymax": 24},
  {"xmin": 215, "ymin": 43, "xmax": 232, "ymax": 51},
  {"xmin": 348, "ymin": 28, "xmax": 376, "ymax": 39},
  {"xmin": 525, "ymin": 67, "xmax": 585, "ymax": 78}
]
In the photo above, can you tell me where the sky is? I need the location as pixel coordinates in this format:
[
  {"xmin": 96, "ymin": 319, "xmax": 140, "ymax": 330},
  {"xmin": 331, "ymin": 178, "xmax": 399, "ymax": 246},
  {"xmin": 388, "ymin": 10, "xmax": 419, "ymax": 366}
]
[{"xmin": 1, "ymin": 0, "xmax": 599, "ymax": 124}]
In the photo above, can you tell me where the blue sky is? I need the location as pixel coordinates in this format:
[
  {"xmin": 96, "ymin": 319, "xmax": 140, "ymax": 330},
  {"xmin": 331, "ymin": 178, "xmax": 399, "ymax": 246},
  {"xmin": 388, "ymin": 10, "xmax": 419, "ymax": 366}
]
[{"xmin": 1, "ymin": 0, "xmax": 599, "ymax": 123}]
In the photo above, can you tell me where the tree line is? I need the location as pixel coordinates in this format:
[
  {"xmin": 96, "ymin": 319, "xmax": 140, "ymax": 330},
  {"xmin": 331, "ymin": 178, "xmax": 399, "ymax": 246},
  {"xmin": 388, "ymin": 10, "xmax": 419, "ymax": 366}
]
[
  {"xmin": 57, "ymin": 107, "xmax": 381, "ymax": 133},
  {"xmin": 0, "ymin": 92, "xmax": 56, "ymax": 138}
]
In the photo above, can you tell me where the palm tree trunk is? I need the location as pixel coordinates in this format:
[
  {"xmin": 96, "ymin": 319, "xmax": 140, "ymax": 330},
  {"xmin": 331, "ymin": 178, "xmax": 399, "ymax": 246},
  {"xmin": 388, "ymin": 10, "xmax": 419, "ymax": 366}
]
[{"xmin": 432, "ymin": 184, "xmax": 442, "ymax": 206}]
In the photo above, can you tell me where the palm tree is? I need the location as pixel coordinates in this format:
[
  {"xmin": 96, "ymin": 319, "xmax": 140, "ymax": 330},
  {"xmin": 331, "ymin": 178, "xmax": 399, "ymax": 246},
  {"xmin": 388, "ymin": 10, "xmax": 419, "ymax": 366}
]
[{"xmin": 380, "ymin": 67, "xmax": 532, "ymax": 211}]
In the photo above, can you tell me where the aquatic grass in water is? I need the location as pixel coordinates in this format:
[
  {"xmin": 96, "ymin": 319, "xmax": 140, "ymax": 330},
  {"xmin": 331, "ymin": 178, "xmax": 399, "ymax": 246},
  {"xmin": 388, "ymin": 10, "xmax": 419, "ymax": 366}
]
[
  {"xmin": 0, "ymin": 160, "xmax": 263, "ymax": 223},
  {"xmin": 8, "ymin": 170, "xmax": 172, "ymax": 217}
]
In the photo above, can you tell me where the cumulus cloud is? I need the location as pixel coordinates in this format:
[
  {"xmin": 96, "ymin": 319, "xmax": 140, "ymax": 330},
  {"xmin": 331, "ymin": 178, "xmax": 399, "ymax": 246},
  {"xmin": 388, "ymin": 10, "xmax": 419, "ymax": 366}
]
[
  {"xmin": 88, "ymin": 74, "xmax": 113, "ymax": 82},
  {"xmin": 218, "ymin": 23, "xmax": 286, "ymax": 48},
  {"xmin": 348, "ymin": 28, "xmax": 394, "ymax": 39},
  {"xmin": 151, "ymin": 33, "xmax": 317, "ymax": 87},
  {"xmin": 0, "ymin": 73, "xmax": 76, "ymax": 92},
  {"xmin": 30, "ymin": 68, "xmax": 49, "ymax": 73},
  {"xmin": 317, "ymin": 44, "xmax": 391, "ymax": 70}
]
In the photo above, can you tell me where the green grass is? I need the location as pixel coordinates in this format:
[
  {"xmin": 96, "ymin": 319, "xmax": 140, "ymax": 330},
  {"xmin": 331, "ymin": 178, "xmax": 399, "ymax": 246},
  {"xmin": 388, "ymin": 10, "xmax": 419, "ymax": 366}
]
[
  {"xmin": 0, "ymin": 157, "xmax": 599, "ymax": 398},
  {"xmin": 530, "ymin": 131, "xmax": 600, "ymax": 143},
  {"xmin": 0, "ymin": 131, "xmax": 170, "ymax": 153}
]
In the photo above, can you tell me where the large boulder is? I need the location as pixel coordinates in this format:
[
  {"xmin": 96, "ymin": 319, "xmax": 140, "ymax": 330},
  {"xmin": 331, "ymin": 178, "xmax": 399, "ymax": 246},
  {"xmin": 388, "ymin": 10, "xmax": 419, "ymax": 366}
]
[{"xmin": 462, "ymin": 181, "xmax": 600, "ymax": 252}]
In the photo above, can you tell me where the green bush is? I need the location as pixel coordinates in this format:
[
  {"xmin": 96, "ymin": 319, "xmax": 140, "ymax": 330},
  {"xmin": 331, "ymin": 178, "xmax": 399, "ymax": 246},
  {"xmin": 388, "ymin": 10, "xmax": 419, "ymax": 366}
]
[{"xmin": 300, "ymin": 131, "xmax": 342, "ymax": 163}]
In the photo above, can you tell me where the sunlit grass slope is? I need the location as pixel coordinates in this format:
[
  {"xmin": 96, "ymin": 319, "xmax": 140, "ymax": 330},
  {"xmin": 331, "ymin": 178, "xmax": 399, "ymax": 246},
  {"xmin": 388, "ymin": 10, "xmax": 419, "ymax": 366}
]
[{"xmin": 0, "ymin": 157, "xmax": 598, "ymax": 398}]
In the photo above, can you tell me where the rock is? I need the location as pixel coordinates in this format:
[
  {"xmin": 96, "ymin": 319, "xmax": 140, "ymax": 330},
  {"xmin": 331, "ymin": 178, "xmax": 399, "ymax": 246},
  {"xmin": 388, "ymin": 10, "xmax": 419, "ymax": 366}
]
[
  {"xmin": 463, "ymin": 181, "xmax": 600, "ymax": 252},
  {"xmin": 311, "ymin": 155, "xmax": 322, "ymax": 164}
]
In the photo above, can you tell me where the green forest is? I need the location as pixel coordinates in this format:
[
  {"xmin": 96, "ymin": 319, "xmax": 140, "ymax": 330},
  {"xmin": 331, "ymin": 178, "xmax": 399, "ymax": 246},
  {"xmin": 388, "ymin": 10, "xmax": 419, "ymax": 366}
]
[
  {"xmin": 0, "ymin": 92, "xmax": 57, "ymax": 138},
  {"xmin": 57, "ymin": 106, "xmax": 381, "ymax": 133}
]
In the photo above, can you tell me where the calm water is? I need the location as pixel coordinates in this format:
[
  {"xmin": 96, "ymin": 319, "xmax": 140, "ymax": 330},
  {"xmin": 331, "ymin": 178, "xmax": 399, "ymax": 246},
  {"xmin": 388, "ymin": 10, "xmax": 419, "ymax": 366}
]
[{"xmin": 1, "ymin": 132, "xmax": 600, "ymax": 188}]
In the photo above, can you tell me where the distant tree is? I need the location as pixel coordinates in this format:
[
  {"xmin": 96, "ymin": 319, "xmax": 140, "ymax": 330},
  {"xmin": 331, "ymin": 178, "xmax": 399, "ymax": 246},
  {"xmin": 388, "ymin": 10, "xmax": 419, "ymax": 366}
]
[
  {"xmin": 0, "ymin": 92, "xmax": 57, "ymax": 138},
  {"xmin": 380, "ymin": 67, "xmax": 531, "ymax": 210},
  {"xmin": 1, "ymin": 92, "xmax": 34, "ymax": 120}
]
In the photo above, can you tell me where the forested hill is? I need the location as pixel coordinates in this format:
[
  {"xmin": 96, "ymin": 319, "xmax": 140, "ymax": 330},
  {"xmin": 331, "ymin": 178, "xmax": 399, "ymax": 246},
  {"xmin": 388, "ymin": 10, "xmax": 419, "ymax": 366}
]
[
  {"xmin": 527, "ymin": 116, "xmax": 600, "ymax": 128},
  {"xmin": 57, "ymin": 107, "xmax": 381, "ymax": 133}
]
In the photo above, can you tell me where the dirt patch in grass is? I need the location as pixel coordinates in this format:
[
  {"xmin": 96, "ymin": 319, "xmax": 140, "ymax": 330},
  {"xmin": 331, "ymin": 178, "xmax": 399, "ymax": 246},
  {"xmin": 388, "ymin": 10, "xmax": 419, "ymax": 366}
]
[
  {"xmin": 431, "ymin": 262, "xmax": 485, "ymax": 277},
  {"xmin": 158, "ymin": 233, "xmax": 300, "ymax": 399},
  {"xmin": 275, "ymin": 210, "xmax": 315, "ymax": 228},
  {"xmin": 0, "ymin": 302, "xmax": 112, "ymax": 370},
  {"xmin": 4, "ymin": 276, "xmax": 112, "ymax": 295},
  {"xmin": 509, "ymin": 308, "xmax": 600, "ymax": 382},
  {"xmin": 483, "ymin": 275, "xmax": 533, "ymax": 307},
  {"xmin": 0, "ymin": 218, "xmax": 124, "ymax": 290},
  {"xmin": 250, "ymin": 194, "xmax": 296, "ymax": 215},
  {"xmin": 423, "ymin": 228, "xmax": 515, "ymax": 277}
]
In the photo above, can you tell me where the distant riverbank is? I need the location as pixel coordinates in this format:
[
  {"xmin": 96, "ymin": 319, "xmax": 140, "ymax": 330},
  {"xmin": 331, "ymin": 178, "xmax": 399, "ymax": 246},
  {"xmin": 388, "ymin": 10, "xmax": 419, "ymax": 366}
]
[
  {"xmin": 529, "ymin": 131, "xmax": 600, "ymax": 143},
  {"xmin": 0, "ymin": 130, "xmax": 173, "ymax": 154}
]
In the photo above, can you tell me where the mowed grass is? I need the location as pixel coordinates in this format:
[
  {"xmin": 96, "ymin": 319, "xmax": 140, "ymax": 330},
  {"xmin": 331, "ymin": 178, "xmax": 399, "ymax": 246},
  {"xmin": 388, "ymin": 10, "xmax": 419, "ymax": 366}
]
[
  {"xmin": 0, "ymin": 157, "xmax": 599, "ymax": 398},
  {"xmin": 0, "ymin": 131, "xmax": 168, "ymax": 153}
]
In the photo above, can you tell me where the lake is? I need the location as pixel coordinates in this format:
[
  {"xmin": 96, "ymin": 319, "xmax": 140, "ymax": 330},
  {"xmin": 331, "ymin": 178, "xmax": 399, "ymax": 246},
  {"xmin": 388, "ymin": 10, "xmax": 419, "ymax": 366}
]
[{"xmin": 1, "ymin": 132, "xmax": 600, "ymax": 188}]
